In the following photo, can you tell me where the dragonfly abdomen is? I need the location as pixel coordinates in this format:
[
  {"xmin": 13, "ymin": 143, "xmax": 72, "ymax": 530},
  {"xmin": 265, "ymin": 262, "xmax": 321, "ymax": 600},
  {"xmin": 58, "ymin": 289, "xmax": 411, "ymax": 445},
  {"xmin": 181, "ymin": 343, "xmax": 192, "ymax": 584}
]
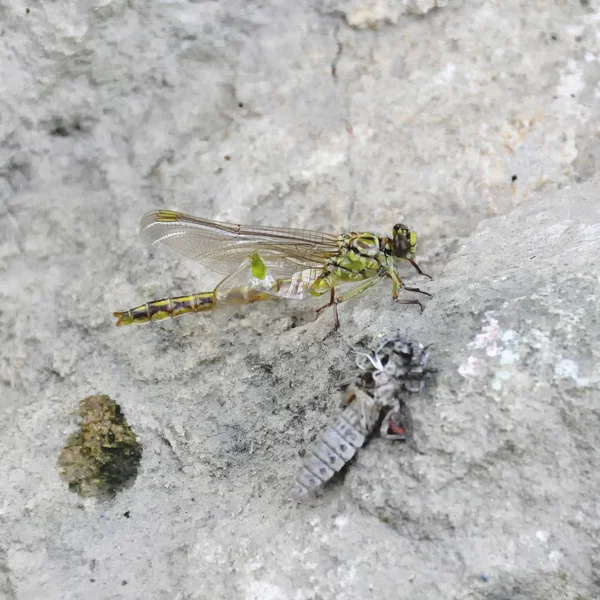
[{"xmin": 113, "ymin": 292, "xmax": 214, "ymax": 326}]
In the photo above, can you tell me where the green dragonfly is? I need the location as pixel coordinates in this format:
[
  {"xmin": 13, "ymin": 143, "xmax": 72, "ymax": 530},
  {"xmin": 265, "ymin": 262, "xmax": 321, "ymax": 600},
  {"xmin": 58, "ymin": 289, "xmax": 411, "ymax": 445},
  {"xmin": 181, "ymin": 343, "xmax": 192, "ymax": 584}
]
[{"xmin": 113, "ymin": 209, "xmax": 431, "ymax": 329}]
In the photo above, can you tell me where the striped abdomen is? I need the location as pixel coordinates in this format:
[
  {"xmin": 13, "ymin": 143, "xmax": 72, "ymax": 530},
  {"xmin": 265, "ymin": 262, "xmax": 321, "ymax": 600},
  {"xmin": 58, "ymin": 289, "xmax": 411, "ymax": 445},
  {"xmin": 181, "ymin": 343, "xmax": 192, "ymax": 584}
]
[
  {"xmin": 113, "ymin": 286, "xmax": 277, "ymax": 326},
  {"xmin": 289, "ymin": 387, "xmax": 381, "ymax": 500},
  {"xmin": 113, "ymin": 292, "xmax": 215, "ymax": 326}
]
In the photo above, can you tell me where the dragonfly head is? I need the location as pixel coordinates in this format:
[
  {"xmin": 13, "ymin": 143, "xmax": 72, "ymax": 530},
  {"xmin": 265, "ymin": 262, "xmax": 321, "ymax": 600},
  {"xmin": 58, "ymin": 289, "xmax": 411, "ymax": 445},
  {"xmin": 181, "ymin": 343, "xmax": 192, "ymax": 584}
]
[{"xmin": 391, "ymin": 223, "xmax": 417, "ymax": 258}]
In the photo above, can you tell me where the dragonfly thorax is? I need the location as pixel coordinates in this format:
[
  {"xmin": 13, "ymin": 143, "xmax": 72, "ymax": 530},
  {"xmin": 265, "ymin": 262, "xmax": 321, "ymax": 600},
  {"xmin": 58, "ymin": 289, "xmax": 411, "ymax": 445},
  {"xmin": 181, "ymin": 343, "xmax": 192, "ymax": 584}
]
[
  {"xmin": 344, "ymin": 231, "xmax": 382, "ymax": 258},
  {"xmin": 316, "ymin": 231, "xmax": 392, "ymax": 290}
]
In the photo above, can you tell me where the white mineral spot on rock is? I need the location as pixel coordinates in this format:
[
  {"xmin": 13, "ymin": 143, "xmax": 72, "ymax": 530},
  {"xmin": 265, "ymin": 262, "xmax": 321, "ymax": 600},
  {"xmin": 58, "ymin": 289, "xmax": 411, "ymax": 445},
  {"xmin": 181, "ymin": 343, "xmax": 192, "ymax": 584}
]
[
  {"xmin": 501, "ymin": 330, "xmax": 517, "ymax": 342},
  {"xmin": 458, "ymin": 355, "xmax": 478, "ymax": 378},
  {"xmin": 440, "ymin": 63, "xmax": 456, "ymax": 82},
  {"xmin": 556, "ymin": 61, "xmax": 586, "ymax": 98},
  {"xmin": 469, "ymin": 316, "xmax": 501, "ymax": 357},
  {"xmin": 491, "ymin": 369, "xmax": 511, "ymax": 391},
  {"xmin": 500, "ymin": 349, "xmax": 519, "ymax": 365},
  {"xmin": 245, "ymin": 581, "xmax": 287, "ymax": 600},
  {"xmin": 536, "ymin": 530, "xmax": 549, "ymax": 543},
  {"xmin": 334, "ymin": 514, "xmax": 349, "ymax": 529},
  {"xmin": 554, "ymin": 359, "xmax": 590, "ymax": 387},
  {"xmin": 555, "ymin": 359, "xmax": 579, "ymax": 380},
  {"xmin": 548, "ymin": 550, "xmax": 563, "ymax": 568}
]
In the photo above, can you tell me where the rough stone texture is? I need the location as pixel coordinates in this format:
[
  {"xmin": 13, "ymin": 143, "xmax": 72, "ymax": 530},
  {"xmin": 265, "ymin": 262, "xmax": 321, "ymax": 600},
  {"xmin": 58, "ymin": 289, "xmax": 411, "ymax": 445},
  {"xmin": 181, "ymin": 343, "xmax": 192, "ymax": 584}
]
[{"xmin": 1, "ymin": 0, "xmax": 599, "ymax": 598}]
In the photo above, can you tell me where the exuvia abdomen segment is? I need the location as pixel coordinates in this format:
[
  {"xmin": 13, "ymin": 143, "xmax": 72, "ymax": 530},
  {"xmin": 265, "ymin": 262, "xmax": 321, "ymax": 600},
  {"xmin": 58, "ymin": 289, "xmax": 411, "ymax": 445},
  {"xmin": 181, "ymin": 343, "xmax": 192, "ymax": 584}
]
[{"xmin": 289, "ymin": 388, "xmax": 380, "ymax": 500}]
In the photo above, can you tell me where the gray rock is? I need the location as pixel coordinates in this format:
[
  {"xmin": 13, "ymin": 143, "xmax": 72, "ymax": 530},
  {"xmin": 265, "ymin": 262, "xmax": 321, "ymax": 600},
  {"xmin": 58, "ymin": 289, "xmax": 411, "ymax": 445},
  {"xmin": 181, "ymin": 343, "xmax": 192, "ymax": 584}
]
[
  {"xmin": 1, "ymin": 0, "xmax": 599, "ymax": 598},
  {"xmin": 347, "ymin": 179, "xmax": 600, "ymax": 599}
]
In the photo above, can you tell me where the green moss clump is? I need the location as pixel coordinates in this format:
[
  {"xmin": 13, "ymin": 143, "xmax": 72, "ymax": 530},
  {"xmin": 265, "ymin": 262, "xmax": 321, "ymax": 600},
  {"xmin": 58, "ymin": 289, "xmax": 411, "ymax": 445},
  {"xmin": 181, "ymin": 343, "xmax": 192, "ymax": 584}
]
[{"xmin": 57, "ymin": 394, "xmax": 142, "ymax": 499}]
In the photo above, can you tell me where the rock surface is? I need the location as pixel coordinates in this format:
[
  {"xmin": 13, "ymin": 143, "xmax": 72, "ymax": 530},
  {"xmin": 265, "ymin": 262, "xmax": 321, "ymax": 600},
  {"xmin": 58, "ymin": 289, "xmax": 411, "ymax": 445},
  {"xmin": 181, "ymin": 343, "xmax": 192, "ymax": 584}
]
[{"xmin": 1, "ymin": 1, "xmax": 599, "ymax": 598}]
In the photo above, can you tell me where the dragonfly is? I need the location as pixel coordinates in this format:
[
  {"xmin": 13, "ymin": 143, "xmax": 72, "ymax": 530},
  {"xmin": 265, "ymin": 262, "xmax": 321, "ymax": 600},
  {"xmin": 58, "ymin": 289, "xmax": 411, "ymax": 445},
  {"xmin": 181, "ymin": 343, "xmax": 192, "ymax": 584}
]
[{"xmin": 113, "ymin": 209, "xmax": 432, "ymax": 329}]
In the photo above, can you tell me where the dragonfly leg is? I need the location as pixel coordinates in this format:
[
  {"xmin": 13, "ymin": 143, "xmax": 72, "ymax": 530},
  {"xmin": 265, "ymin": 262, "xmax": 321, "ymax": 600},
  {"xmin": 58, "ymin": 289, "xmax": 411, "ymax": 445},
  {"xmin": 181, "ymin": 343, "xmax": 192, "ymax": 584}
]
[
  {"xmin": 336, "ymin": 278, "xmax": 379, "ymax": 303},
  {"xmin": 403, "ymin": 286, "xmax": 432, "ymax": 298},
  {"xmin": 316, "ymin": 288, "xmax": 339, "ymax": 329},
  {"xmin": 387, "ymin": 269, "xmax": 402, "ymax": 300},
  {"xmin": 396, "ymin": 298, "xmax": 425, "ymax": 312},
  {"xmin": 386, "ymin": 269, "xmax": 428, "ymax": 312},
  {"xmin": 332, "ymin": 293, "xmax": 339, "ymax": 329},
  {"xmin": 317, "ymin": 279, "xmax": 380, "ymax": 328},
  {"xmin": 407, "ymin": 258, "xmax": 432, "ymax": 280}
]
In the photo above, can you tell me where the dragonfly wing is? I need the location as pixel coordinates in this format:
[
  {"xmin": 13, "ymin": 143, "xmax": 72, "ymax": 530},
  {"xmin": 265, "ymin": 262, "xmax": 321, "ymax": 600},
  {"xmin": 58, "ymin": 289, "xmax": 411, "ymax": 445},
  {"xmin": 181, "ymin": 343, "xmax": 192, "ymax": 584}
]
[
  {"xmin": 270, "ymin": 267, "xmax": 323, "ymax": 300},
  {"xmin": 208, "ymin": 259, "xmax": 324, "ymax": 323},
  {"xmin": 210, "ymin": 260, "xmax": 268, "ymax": 324},
  {"xmin": 140, "ymin": 210, "xmax": 339, "ymax": 276}
]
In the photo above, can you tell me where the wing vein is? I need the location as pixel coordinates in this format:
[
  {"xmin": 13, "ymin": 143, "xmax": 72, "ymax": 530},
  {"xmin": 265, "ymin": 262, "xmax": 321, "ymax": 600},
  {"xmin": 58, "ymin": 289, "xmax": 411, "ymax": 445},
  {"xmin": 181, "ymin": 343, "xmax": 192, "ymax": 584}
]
[{"xmin": 139, "ymin": 210, "xmax": 339, "ymax": 276}]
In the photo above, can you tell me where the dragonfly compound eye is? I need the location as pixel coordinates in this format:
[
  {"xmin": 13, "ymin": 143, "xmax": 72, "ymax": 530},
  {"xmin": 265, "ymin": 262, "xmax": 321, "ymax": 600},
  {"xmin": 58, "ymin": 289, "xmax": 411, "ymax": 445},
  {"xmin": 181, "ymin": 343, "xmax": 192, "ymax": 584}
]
[{"xmin": 392, "ymin": 224, "xmax": 417, "ymax": 258}]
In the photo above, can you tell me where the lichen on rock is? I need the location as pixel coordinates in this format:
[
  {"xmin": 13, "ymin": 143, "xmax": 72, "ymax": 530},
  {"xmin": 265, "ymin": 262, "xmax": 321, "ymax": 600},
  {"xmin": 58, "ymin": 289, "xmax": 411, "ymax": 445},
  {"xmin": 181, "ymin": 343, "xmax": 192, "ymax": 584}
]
[{"xmin": 57, "ymin": 394, "xmax": 142, "ymax": 499}]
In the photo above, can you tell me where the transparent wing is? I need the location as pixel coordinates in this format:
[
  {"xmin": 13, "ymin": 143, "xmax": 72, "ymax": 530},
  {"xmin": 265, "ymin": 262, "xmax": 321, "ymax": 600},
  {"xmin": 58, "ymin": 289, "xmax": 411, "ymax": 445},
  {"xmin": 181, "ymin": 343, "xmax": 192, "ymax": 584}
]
[
  {"xmin": 140, "ymin": 209, "xmax": 340, "ymax": 276},
  {"xmin": 209, "ymin": 259, "xmax": 323, "ymax": 324}
]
